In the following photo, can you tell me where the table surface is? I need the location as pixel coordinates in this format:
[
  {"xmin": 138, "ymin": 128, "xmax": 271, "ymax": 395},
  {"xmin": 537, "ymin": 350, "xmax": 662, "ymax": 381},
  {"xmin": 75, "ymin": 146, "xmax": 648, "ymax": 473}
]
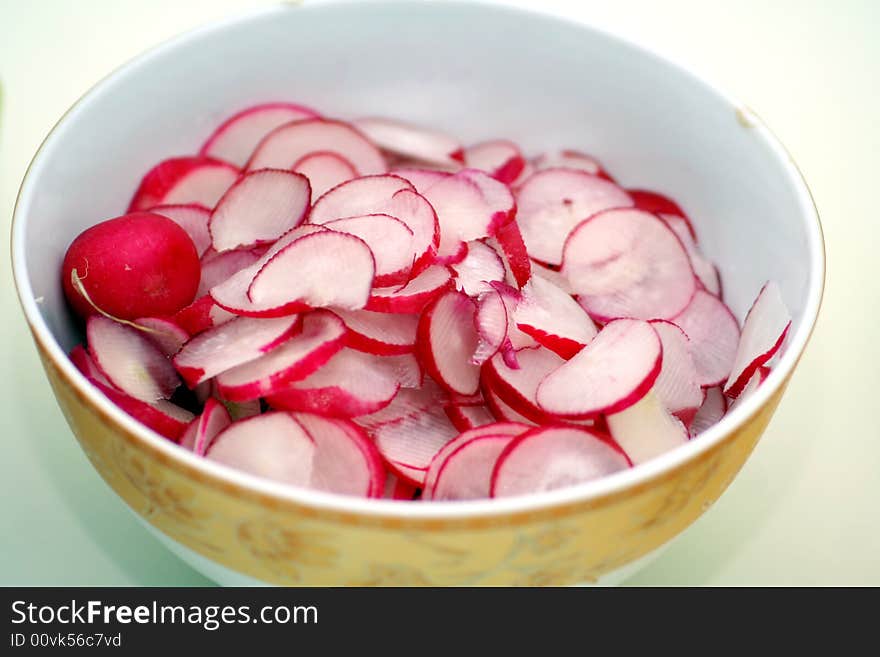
[{"xmin": 1, "ymin": 0, "xmax": 877, "ymax": 586}]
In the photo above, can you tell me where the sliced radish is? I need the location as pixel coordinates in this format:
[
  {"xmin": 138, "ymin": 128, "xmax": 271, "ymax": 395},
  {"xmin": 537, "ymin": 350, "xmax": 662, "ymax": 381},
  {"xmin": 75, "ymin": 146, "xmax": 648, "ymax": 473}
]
[
  {"xmin": 215, "ymin": 311, "xmax": 346, "ymax": 401},
  {"xmin": 87, "ymin": 315, "xmax": 179, "ymax": 402},
  {"xmin": 424, "ymin": 422, "xmax": 530, "ymax": 500},
  {"xmin": 134, "ymin": 316, "xmax": 189, "ymax": 357},
  {"xmin": 267, "ymin": 348, "xmax": 400, "ymax": 417},
  {"xmin": 129, "ymin": 157, "xmax": 240, "ymax": 211},
  {"xmin": 200, "ymin": 102, "xmax": 320, "ymax": 167},
  {"xmin": 148, "ymin": 203, "xmax": 212, "ymax": 256},
  {"xmin": 515, "ymin": 168, "xmax": 632, "ymax": 265},
  {"xmin": 197, "ymin": 247, "xmax": 262, "ymax": 297},
  {"xmin": 671, "ymin": 290, "xmax": 740, "ymax": 387},
  {"xmin": 309, "ymin": 174, "xmax": 414, "ymax": 223},
  {"xmin": 333, "ymin": 308, "xmax": 418, "ymax": 356},
  {"xmin": 536, "ymin": 319, "xmax": 661, "ymax": 418},
  {"xmin": 563, "ymin": 208, "xmax": 696, "ymax": 321},
  {"xmin": 357, "ymin": 378, "xmax": 448, "ymax": 429},
  {"xmin": 514, "ymin": 273, "xmax": 598, "ymax": 359},
  {"xmin": 246, "ymin": 118, "xmax": 387, "ymax": 174},
  {"xmin": 726, "ymin": 367, "xmax": 770, "ymax": 413},
  {"xmin": 173, "ymin": 314, "xmax": 302, "ymax": 387},
  {"xmin": 210, "ymin": 381, "xmax": 262, "ymax": 421},
  {"xmin": 657, "ymin": 213, "xmax": 719, "ymax": 297},
  {"xmin": 483, "ymin": 384, "xmax": 538, "ymax": 426},
  {"xmin": 366, "ymin": 265, "xmax": 454, "ymax": 314},
  {"xmin": 472, "ymin": 288, "xmax": 512, "ymax": 366},
  {"xmin": 293, "ymin": 413, "xmax": 385, "ymax": 497},
  {"xmin": 206, "ymin": 412, "xmax": 315, "ymax": 487},
  {"xmin": 292, "ymin": 151, "xmax": 357, "ymax": 198},
  {"xmin": 353, "ymin": 117, "xmax": 463, "ymax": 167},
  {"xmin": 388, "ymin": 167, "xmax": 450, "ymax": 193},
  {"xmin": 69, "ymin": 343, "xmax": 113, "ymax": 388},
  {"xmin": 491, "ymin": 426, "xmax": 629, "ymax": 497},
  {"xmin": 628, "ymin": 189, "xmax": 696, "ymax": 241},
  {"xmin": 528, "ymin": 260, "xmax": 572, "ymax": 294},
  {"xmin": 209, "ymin": 169, "xmax": 311, "ymax": 252},
  {"xmin": 606, "ymin": 390, "xmax": 688, "ymax": 465},
  {"xmin": 488, "ymin": 280, "xmax": 537, "ymax": 352},
  {"xmin": 689, "ymin": 386, "xmax": 727, "ymax": 436},
  {"xmin": 450, "ymin": 240, "xmax": 506, "ymax": 296},
  {"xmin": 443, "ymin": 403, "xmax": 496, "ymax": 432},
  {"xmin": 323, "ymin": 214, "xmax": 415, "ymax": 286},
  {"xmin": 492, "ymin": 219, "xmax": 532, "ymax": 288},
  {"xmin": 383, "ymin": 472, "xmax": 419, "ymax": 500},
  {"xmin": 417, "ymin": 290, "xmax": 480, "ymax": 395},
  {"xmin": 244, "ymin": 231, "xmax": 375, "ymax": 314},
  {"xmin": 533, "ymin": 150, "xmax": 605, "ymax": 177},
  {"xmin": 649, "ymin": 320, "xmax": 703, "ymax": 423},
  {"xmin": 90, "ymin": 378, "xmax": 192, "ymax": 440},
  {"xmin": 463, "ymin": 140, "xmax": 526, "ymax": 184},
  {"xmin": 483, "ymin": 347, "xmax": 566, "ymax": 424},
  {"xmin": 172, "ymin": 294, "xmax": 236, "ymax": 336},
  {"xmin": 180, "ymin": 398, "xmax": 231, "ymax": 456},
  {"xmin": 724, "ymin": 281, "xmax": 791, "ymax": 398},
  {"xmin": 376, "ymin": 352, "xmax": 424, "ymax": 389}
]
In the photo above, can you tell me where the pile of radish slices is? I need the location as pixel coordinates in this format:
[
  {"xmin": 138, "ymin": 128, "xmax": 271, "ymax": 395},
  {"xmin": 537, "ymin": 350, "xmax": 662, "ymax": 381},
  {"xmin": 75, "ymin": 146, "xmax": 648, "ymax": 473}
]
[{"xmin": 62, "ymin": 101, "xmax": 793, "ymax": 501}]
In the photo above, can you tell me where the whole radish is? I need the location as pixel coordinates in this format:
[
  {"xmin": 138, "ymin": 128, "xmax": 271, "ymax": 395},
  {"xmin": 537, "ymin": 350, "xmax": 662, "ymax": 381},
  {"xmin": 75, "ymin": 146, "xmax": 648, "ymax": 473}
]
[{"xmin": 62, "ymin": 212, "xmax": 201, "ymax": 321}]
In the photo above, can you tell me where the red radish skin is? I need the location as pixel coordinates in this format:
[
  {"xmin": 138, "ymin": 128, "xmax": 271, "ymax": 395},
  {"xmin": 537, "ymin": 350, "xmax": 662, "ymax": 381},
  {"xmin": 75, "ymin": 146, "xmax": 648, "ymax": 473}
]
[
  {"xmin": 690, "ymin": 386, "xmax": 727, "ymax": 436},
  {"xmin": 417, "ymin": 290, "xmax": 481, "ymax": 396},
  {"xmin": 200, "ymin": 102, "xmax": 320, "ymax": 167},
  {"xmin": 180, "ymin": 397, "xmax": 231, "ymax": 456},
  {"xmin": 134, "ymin": 316, "xmax": 189, "ymax": 357},
  {"xmin": 492, "ymin": 219, "xmax": 532, "ymax": 288},
  {"xmin": 246, "ymin": 118, "xmax": 387, "ymax": 174},
  {"xmin": 267, "ymin": 349, "xmax": 401, "ymax": 418},
  {"xmin": 627, "ymin": 189, "xmax": 697, "ymax": 241},
  {"xmin": 353, "ymin": 117, "xmax": 463, "ymax": 167},
  {"xmin": 563, "ymin": 208, "xmax": 696, "ymax": 322},
  {"xmin": 483, "ymin": 347, "xmax": 566, "ymax": 424},
  {"xmin": 172, "ymin": 294, "xmax": 236, "ymax": 336},
  {"xmin": 91, "ymin": 378, "xmax": 193, "ymax": 441},
  {"xmin": 332, "ymin": 308, "xmax": 418, "ymax": 356},
  {"xmin": 62, "ymin": 212, "xmax": 201, "ymax": 321},
  {"xmin": 726, "ymin": 367, "xmax": 770, "ymax": 414},
  {"xmin": 87, "ymin": 315, "xmax": 180, "ymax": 402},
  {"xmin": 491, "ymin": 426, "xmax": 630, "ymax": 498},
  {"xmin": 450, "ymin": 241, "xmax": 506, "ymax": 296},
  {"xmin": 292, "ymin": 151, "xmax": 357, "ymax": 198},
  {"xmin": 323, "ymin": 214, "xmax": 415, "ymax": 286},
  {"xmin": 483, "ymin": 384, "xmax": 538, "ymax": 426},
  {"xmin": 173, "ymin": 315, "xmax": 302, "ymax": 388},
  {"xmin": 209, "ymin": 169, "xmax": 311, "ymax": 252},
  {"xmin": 536, "ymin": 319, "xmax": 662, "ymax": 419},
  {"xmin": 206, "ymin": 412, "xmax": 316, "ymax": 487},
  {"xmin": 443, "ymin": 403, "xmax": 497, "ymax": 432},
  {"xmin": 69, "ymin": 343, "xmax": 113, "ymax": 387},
  {"xmin": 366, "ymin": 265, "xmax": 454, "ymax": 314},
  {"xmin": 649, "ymin": 320, "xmax": 703, "ymax": 422},
  {"xmin": 464, "ymin": 140, "xmax": 526, "ymax": 184},
  {"xmin": 515, "ymin": 168, "xmax": 633, "ymax": 265},
  {"xmin": 215, "ymin": 311, "xmax": 346, "ymax": 401},
  {"xmin": 293, "ymin": 413, "xmax": 386, "ymax": 498},
  {"xmin": 129, "ymin": 157, "xmax": 240, "ymax": 211},
  {"xmin": 197, "ymin": 248, "xmax": 262, "ymax": 298},
  {"xmin": 724, "ymin": 281, "xmax": 791, "ymax": 398},
  {"xmin": 606, "ymin": 391, "xmax": 688, "ymax": 465},
  {"xmin": 671, "ymin": 289, "xmax": 740, "ymax": 388},
  {"xmin": 147, "ymin": 203, "xmax": 212, "ymax": 257}
]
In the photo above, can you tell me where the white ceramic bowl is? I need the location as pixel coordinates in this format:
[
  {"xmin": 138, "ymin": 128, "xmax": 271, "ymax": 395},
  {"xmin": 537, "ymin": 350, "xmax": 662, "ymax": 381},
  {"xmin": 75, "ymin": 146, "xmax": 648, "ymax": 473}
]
[{"xmin": 12, "ymin": 0, "xmax": 824, "ymax": 585}]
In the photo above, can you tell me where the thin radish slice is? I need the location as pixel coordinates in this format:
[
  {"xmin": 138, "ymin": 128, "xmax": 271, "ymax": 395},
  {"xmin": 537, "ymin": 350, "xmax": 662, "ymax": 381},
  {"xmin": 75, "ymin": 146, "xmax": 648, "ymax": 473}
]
[
  {"xmin": 483, "ymin": 347, "xmax": 566, "ymax": 424},
  {"xmin": 389, "ymin": 167, "xmax": 450, "ymax": 193},
  {"xmin": 671, "ymin": 290, "xmax": 740, "ymax": 387},
  {"xmin": 472, "ymin": 288, "xmax": 512, "ymax": 366},
  {"xmin": 488, "ymin": 280, "xmax": 537, "ymax": 352},
  {"xmin": 726, "ymin": 367, "xmax": 770, "ymax": 413},
  {"xmin": 292, "ymin": 151, "xmax": 357, "ymax": 198},
  {"xmin": 628, "ymin": 189, "xmax": 696, "ymax": 241},
  {"xmin": 215, "ymin": 311, "xmax": 346, "ymax": 401},
  {"xmin": 366, "ymin": 265, "xmax": 454, "ymax": 314},
  {"xmin": 293, "ymin": 413, "xmax": 385, "ymax": 497},
  {"xmin": 424, "ymin": 422, "xmax": 530, "ymax": 500},
  {"xmin": 564, "ymin": 208, "xmax": 696, "ymax": 321},
  {"xmin": 533, "ymin": 150, "xmax": 606, "ymax": 177},
  {"xmin": 353, "ymin": 117, "xmax": 463, "ymax": 166},
  {"xmin": 245, "ymin": 231, "xmax": 375, "ymax": 313},
  {"xmin": 514, "ymin": 273, "xmax": 598, "ymax": 359},
  {"xmin": 69, "ymin": 344, "xmax": 113, "ymax": 388},
  {"xmin": 492, "ymin": 219, "xmax": 532, "ymax": 288},
  {"xmin": 87, "ymin": 315, "xmax": 179, "ymax": 402},
  {"xmin": 376, "ymin": 353, "xmax": 424, "ymax": 389},
  {"xmin": 91, "ymin": 378, "xmax": 192, "ymax": 440},
  {"xmin": 206, "ymin": 412, "xmax": 315, "ymax": 487},
  {"xmin": 690, "ymin": 386, "xmax": 727, "ymax": 436},
  {"xmin": 483, "ymin": 385, "xmax": 538, "ymax": 426},
  {"xmin": 357, "ymin": 379, "xmax": 448, "ymax": 429},
  {"xmin": 134, "ymin": 317, "xmax": 189, "ymax": 357},
  {"xmin": 444, "ymin": 403, "xmax": 496, "ymax": 432},
  {"xmin": 383, "ymin": 472, "xmax": 419, "ymax": 500},
  {"xmin": 417, "ymin": 290, "xmax": 480, "ymax": 396},
  {"xmin": 324, "ymin": 214, "xmax": 415, "ymax": 286},
  {"xmin": 209, "ymin": 169, "xmax": 311, "ymax": 252},
  {"xmin": 724, "ymin": 281, "xmax": 791, "ymax": 398},
  {"xmin": 649, "ymin": 320, "xmax": 703, "ymax": 423},
  {"xmin": 148, "ymin": 203, "xmax": 212, "ymax": 256},
  {"xmin": 309, "ymin": 174, "xmax": 414, "ymax": 224},
  {"xmin": 515, "ymin": 168, "xmax": 633, "ymax": 265},
  {"xmin": 246, "ymin": 118, "xmax": 387, "ymax": 174},
  {"xmin": 606, "ymin": 390, "xmax": 689, "ymax": 465},
  {"xmin": 210, "ymin": 381, "xmax": 261, "ymax": 421},
  {"xmin": 172, "ymin": 294, "xmax": 236, "ymax": 336},
  {"xmin": 529, "ymin": 260, "xmax": 572, "ymax": 294},
  {"xmin": 180, "ymin": 398, "xmax": 231, "ymax": 456},
  {"xmin": 418, "ymin": 168, "xmax": 515, "ymax": 260},
  {"xmin": 657, "ymin": 213, "xmax": 720, "ymax": 297},
  {"xmin": 491, "ymin": 426, "xmax": 629, "ymax": 498},
  {"xmin": 536, "ymin": 319, "xmax": 662, "ymax": 418},
  {"xmin": 693, "ymin": 257, "xmax": 722, "ymax": 298},
  {"xmin": 463, "ymin": 140, "xmax": 526, "ymax": 184},
  {"xmin": 129, "ymin": 157, "xmax": 240, "ymax": 211},
  {"xmin": 451, "ymin": 240, "xmax": 506, "ymax": 296},
  {"xmin": 197, "ymin": 248, "xmax": 262, "ymax": 297},
  {"xmin": 173, "ymin": 315, "xmax": 302, "ymax": 387},
  {"xmin": 267, "ymin": 349, "xmax": 400, "ymax": 418},
  {"xmin": 382, "ymin": 189, "xmax": 441, "ymax": 272},
  {"xmin": 333, "ymin": 308, "xmax": 418, "ymax": 355},
  {"xmin": 200, "ymin": 102, "xmax": 320, "ymax": 167}
]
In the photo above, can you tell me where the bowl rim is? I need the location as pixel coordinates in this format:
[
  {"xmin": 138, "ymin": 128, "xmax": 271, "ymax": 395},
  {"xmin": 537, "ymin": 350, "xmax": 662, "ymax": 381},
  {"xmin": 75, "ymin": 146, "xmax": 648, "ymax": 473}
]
[{"xmin": 10, "ymin": 0, "xmax": 826, "ymax": 521}]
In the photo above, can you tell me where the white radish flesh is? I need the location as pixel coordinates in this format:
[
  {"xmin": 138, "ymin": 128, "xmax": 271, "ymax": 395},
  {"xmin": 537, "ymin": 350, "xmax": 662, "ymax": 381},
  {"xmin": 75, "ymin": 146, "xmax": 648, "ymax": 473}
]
[
  {"xmin": 444, "ymin": 403, "xmax": 497, "ymax": 432},
  {"xmin": 333, "ymin": 308, "xmax": 418, "ymax": 356},
  {"xmin": 463, "ymin": 140, "xmax": 526, "ymax": 184},
  {"xmin": 417, "ymin": 290, "xmax": 481, "ymax": 396},
  {"xmin": 450, "ymin": 240, "xmax": 506, "ymax": 296},
  {"xmin": 649, "ymin": 320, "xmax": 703, "ymax": 422},
  {"xmin": 309, "ymin": 174, "xmax": 414, "ymax": 224},
  {"xmin": 148, "ymin": 203, "xmax": 212, "ymax": 256},
  {"xmin": 367, "ymin": 265, "xmax": 454, "ymax": 314},
  {"xmin": 671, "ymin": 290, "xmax": 740, "ymax": 388},
  {"xmin": 689, "ymin": 386, "xmax": 727, "ymax": 436},
  {"xmin": 180, "ymin": 398, "xmax": 231, "ymax": 456},
  {"xmin": 472, "ymin": 288, "xmax": 512, "ymax": 366},
  {"xmin": 483, "ymin": 347, "xmax": 566, "ymax": 424},
  {"xmin": 533, "ymin": 150, "xmax": 604, "ymax": 176},
  {"xmin": 134, "ymin": 317, "xmax": 190, "ymax": 357},
  {"xmin": 292, "ymin": 151, "xmax": 357, "ymax": 199},
  {"xmin": 323, "ymin": 214, "xmax": 415, "ymax": 285},
  {"xmin": 353, "ymin": 117, "xmax": 463, "ymax": 167},
  {"xmin": 606, "ymin": 390, "xmax": 689, "ymax": 465},
  {"xmin": 197, "ymin": 248, "xmax": 262, "ymax": 297}
]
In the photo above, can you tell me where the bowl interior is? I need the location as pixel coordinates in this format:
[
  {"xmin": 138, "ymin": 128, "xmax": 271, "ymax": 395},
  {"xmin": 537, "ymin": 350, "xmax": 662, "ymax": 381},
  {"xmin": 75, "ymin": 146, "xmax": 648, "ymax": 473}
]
[{"xmin": 13, "ymin": 1, "xmax": 821, "ymax": 511}]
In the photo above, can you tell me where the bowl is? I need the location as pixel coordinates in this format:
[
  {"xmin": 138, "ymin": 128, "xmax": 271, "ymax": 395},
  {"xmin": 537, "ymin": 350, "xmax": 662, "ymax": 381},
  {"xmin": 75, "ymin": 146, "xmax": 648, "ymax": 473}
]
[{"xmin": 11, "ymin": 0, "xmax": 824, "ymax": 585}]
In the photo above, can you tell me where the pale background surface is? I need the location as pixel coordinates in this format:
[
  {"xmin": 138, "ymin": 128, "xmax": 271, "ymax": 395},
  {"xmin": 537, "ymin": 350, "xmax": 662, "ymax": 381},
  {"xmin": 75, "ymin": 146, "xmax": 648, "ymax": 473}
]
[{"xmin": 1, "ymin": 0, "xmax": 877, "ymax": 586}]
